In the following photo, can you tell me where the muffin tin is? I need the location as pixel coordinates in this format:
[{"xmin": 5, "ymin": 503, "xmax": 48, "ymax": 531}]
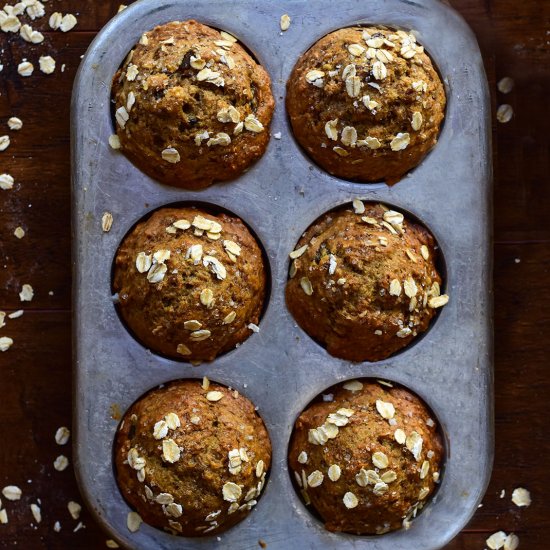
[{"xmin": 71, "ymin": 0, "xmax": 492, "ymax": 548}]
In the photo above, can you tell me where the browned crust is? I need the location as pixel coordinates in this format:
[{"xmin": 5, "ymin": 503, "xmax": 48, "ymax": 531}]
[
  {"xmin": 286, "ymin": 26, "xmax": 446, "ymax": 184},
  {"xmin": 112, "ymin": 20, "xmax": 275, "ymax": 189},
  {"xmin": 113, "ymin": 207, "xmax": 266, "ymax": 362},
  {"xmin": 288, "ymin": 380, "xmax": 443, "ymax": 535},
  {"xmin": 285, "ymin": 204, "xmax": 444, "ymax": 362},
  {"xmin": 115, "ymin": 380, "xmax": 271, "ymax": 536}
]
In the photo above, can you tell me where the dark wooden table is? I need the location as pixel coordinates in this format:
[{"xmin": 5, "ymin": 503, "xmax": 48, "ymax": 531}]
[{"xmin": 1, "ymin": 1, "xmax": 549, "ymax": 548}]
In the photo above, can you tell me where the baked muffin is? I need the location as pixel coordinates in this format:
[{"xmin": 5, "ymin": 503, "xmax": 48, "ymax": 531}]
[
  {"xmin": 286, "ymin": 202, "xmax": 448, "ymax": 362},
  {"xmin": 286, "ymin": 26, "xmax": 445, "ymax": 184},
  {"xmin": 289, "ymin": 379, "xmax": 443, "ymax": 535},
  {"xmin": 113, "ymin": 206, "xmax": 266, "ymax": 362},
  {"xmin": 112, "ymin": 20, "xmax": 275, "ymax": 189},
  {"xmin": 115, "ymin": 379, "xmax": 271, "ymax": 536}
]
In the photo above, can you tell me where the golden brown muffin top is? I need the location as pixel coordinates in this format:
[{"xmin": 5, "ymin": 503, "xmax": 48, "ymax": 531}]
[
  {"xmin": 286, "ymin": 202, "xmax": 448, "ymax": 362},
  {"xmin": 289, "ymin": 379, "xmax": 443, "ymax": 535},
  {"xmin": 115, "ymin": 379, "xmax": 271, "ymax": 536},
  {"xmin": 113, "ymin": 207, "xmax": 266, "ymax": 362},
  {"xmin": 112, "ymin": 20, "xmax": 274, "ymax": 189},
  {"xmin": 286, "ymin": 26, "xmax": 446, "ymax": 183}
]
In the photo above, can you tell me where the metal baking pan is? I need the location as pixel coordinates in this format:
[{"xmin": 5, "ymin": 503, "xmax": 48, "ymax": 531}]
[{"xmin": 71, "ymin": 0, "xmax": 492, "ymax": 548}]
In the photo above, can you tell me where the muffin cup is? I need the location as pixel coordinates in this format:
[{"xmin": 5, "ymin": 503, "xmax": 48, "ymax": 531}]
[
  {"xmin": 72, "ymin": 0, "xmax": 492, "ymax": 548},
  {"xmin": 285, "ymin": 201, "xmax": 448, "ymax": 362},
  {"xmin": 111, "ymin": 203, "xmax": 271, "ymax": 363},
  {"xmin": 288, "ymin": 378, "xmax": 447, "ymax": 535}
]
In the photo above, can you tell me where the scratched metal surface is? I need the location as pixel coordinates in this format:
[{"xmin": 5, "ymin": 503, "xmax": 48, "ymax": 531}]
[{"xmin": 71, "ymin": 0, "xmax": 493, "ymax": 548}]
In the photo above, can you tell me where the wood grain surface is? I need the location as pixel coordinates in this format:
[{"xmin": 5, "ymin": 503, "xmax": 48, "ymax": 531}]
[{"xmin": 1, "ymin": 0, "xmax": 549, "ymax": 548}]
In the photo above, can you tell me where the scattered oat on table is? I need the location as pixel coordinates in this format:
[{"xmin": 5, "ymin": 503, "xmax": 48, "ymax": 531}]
[
  {"xmin": 55, "ymin": 426, "xmax": 71, "ymax": 446},
  {"xmin": 73, "ymin": 521, "xmax": 85, "ymax": 533},
  {"xmin": 14, "ymin": 226, "xmax": 25, "ymax": 239},
  {"xmin": 17, "ymin": 60, "xmax": 34, "ymax": 77},
  {"xmin": 0, "ymin": 173, "xmax": 14, "ymax": 189},
  {"xmin": 511, "ymin": 487, "xmax": 531, "ymax": 507},
  {"xmin": 30, "ymin": 503, "xmax": 42, "ymax": 523},
  {"xmin": 0, "ymin": 337, "xmax": 14, "ymax": 352},
  {"xmin": 8, "ymin": 117, "xmax": 23, "ymax": 130},
  {"xmin": 497, "ymin": 104, "xmax": 513, "ymax": 123},
  {"xmin": 486, "ymin": 530, "xmax": 520, "ymax": 550},
  {"xmin": 20, "ymin": 24, "xmax": 43, "ymax": 44},
  {"xmin": 19, "ymin": 284, "xmax": 34, "ymax": 302},
  {"xmin": 49, "ymin": 12, "xmax": 62, "ymax": 30},
  {"xmin": 486, "ymin": 531, "xmax": 507, "ymax": 550},
  {"xmin": 0, "ymin": 135, "xmax": 10, "ymax": 151},
  {"xmin": 39, "ymin": 55, "xmax": 56, "ymax": 74},
  {"xmin": 67, "ymin": 501, "xmax": 81, "ymax": 520},
  {"xmin": 504, "ymin": 533, "xmax": 519, "ymax": 550},
  {"xmin": 2, "ymin": 486, "xmax": 22, "ymax": 501},
  {"xmin": 59, "ymin": 14, "xmax": 78, "ymax": 32},
  {"xmin": 497, "ymin": 76, "xmax": 514, "ymax": 94},
  {"xmin": 53, "ymin": 455, "xmax": 69, "ymax": 471},
  {"xmin": 0, "ymin": 16, "xmax": 19, "ymax": 33},
  {"xmin": 26, "ymin": 1, "xmax": 45, "ymax": 20}
]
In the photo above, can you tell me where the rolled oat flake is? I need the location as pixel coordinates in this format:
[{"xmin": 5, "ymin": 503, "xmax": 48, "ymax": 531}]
[
  {"xmin": 497, "ymin": 76, "xmax": 514, "ymax": 94},
  {"xmin": 496, "ymin": 104, "xmax": 513, "ymax": 123}
]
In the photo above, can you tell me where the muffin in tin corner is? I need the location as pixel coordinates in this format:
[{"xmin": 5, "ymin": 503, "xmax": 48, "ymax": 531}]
[
  {"xmin": 115, "ymin": 379, "xmax": 271, "ymax": 536},
  {"xmin": 289, "ymin": 379, "xmax": 443, "ymax": 535},
  {"xmin": 286, "ymin": 202, "xmax": 449, "ymax": 362},
  {"xmin": 287, "ymin": 26, "xmax": 446, "ymax": 184},
  {"xmin": 113, "ymin": 206, "xmax": 266, "ymax": 362},
  {"xmin": 112, "ymin": 20, "xmax": 275, "ymax": 189}
]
